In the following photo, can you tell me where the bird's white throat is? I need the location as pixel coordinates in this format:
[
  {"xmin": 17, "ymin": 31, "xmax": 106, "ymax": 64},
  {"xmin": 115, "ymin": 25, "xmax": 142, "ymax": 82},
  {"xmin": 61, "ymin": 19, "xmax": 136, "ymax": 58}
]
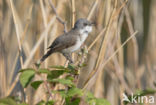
[
  {"xmin": 79, "ymin": 25, "xmax": 92, "ymax": 42},
  {"xmin": 80, "ymin": 26, "xmax": 92, "ymax": 34},
  {"xmin": 85, "ymin": 26, "xmax": 92, "ymax": 33}
]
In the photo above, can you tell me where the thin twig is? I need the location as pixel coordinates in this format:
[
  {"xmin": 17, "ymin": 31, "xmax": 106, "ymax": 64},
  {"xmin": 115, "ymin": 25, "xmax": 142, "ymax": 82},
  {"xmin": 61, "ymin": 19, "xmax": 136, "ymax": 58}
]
[
  {"xmin": 8, "ymin": 4, "xmax": 32, "ymax": 88},
  {"xmin": 120, "ymin": 0, "xmax": 138, "ymax": 69},
  {"xmin": 6, "ymin": 4, "xmax": 33, "ymax": 96},
  {"xmin": 48, "ymin": 0, "xmax": 67, "ymax": 33},
  {"xmin": 87, "ymin": 0, "xmax": 99, "ymax": 20},
  {"xmin": 40, "ymin": 0, "xmax": 48, "ymax": 68},
  {"xmin": 44, "ymin": 81, "xmax": 53, "ymax": 98},
  {"xmin": 88, "ymin": 27, "xmax": 106, "ymax": 51},
  {"xmin": 71, "ymin": 0, "xmax": 76, "ymax": 27},
  {"xmin": 9, "ymin": 0, "xmax": 23, "ymax": 68},
  {"xmin": 71, "ymin": 0, "xmax": 76, "ymax": 65},
  {"xmin": 94, "ymin": 8, "xmax": 115, "ymax": 69}
]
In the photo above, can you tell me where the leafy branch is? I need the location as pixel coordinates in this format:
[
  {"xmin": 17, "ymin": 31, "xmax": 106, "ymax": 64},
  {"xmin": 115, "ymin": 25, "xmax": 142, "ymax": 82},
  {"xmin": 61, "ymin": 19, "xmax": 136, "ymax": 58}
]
[{"xmin": 16, "ymin": 64, "xmax": 111, "ymax": 105}]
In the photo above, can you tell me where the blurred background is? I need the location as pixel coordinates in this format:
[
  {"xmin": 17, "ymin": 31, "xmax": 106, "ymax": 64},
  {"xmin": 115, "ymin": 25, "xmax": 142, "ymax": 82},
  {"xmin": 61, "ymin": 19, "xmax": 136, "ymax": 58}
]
[{"xmin": 0, "ymin": 0, "xmax": 156, "ymax": 105}]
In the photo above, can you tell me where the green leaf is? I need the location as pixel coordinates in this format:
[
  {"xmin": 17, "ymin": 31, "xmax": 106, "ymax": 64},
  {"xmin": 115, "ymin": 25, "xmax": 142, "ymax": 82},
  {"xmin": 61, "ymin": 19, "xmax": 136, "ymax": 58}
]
[
  {"xmin": 85, "ymin": 92, "xmax": 96, "ymax": 104},
  {"xmin": 18, "ymin": 103, "xmax": 28, "ymax": 105},
  {"xmin": 78, "ymin": 63, "xmax": 87, "ymax": 68},
  {"xmin": 0, "ymin": 97, "xmax": 17, "ymax": 105},
  {"xmin": 67, "ymin": 87, "xmax": 83, "ymax": 97},
  {"xmin": 36, "ymin": 100, "xmax": 45, "ymax": 105},
  {"xmin": 49, "ymin": 79, "xmax": 74, "ymax": 87},
  {"xmin": 85, "ymin": 91, "xmax": 110, "ymax": 105},
  {"xmin": 67, "ymin": 64, "xmax": 76, "ymax": 71},
  {"xmin": 38, "ymin": 69, "xmax": 51, "ymax": 74},
  {"xmin": 45, "ymin": 100, "xmax": 54, "ymax": 105},
  {"xmin": 19, "ymin": 70, "xmax": 35, "ymax": 88},
  {"xmin": 49, "ymin": 65, "xmax": 66, "ymax": 70},
  {"xmin": 19, "ymin": 68, "xmax": 35, "ymax": 73},
  {"xmin": 31, "ymin": 81, "xmax": 43, "ymax": 90},
  {"xmin": 96, "ymin": 98, "xmax": 111, "ymax": 105},
  {"xmin": 66, "ymin": 76, "xmax": 74, "ymax": 81},
  {"xmin": 86, "ymin": 91, "xmax": 95, "ymax": 99},
  {"xmin": 65, "ymin": 97, "xmax": 80, "ymax": 105},
  {"xmin": 135, "ymin": 88, "xmax": 156, "ymax": 96},
  {"xmin": 47, "ymin": 70, "xmax": 68, "ymax": 80},
  {"xmin": 52, "ymin": 88, "xmax": 83, "ymax": 98},
  {"xmin": 52, "ymin": 90, "xmax": 67, "ymax": 98}
]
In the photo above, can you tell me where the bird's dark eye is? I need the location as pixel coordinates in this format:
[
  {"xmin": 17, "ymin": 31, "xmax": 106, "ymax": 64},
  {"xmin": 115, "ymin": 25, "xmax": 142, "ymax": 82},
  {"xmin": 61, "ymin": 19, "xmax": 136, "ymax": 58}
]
[{"xmin": 83, "ymin": 23, "xmax": 87, "ymax": 26}]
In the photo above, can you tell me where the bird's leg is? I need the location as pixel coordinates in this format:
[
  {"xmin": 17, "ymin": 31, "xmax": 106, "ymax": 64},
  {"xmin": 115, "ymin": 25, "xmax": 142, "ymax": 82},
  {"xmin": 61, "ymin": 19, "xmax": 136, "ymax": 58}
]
[{"xmin": 62, "ymin": 53, "xmax": 73, "ymax": 64}]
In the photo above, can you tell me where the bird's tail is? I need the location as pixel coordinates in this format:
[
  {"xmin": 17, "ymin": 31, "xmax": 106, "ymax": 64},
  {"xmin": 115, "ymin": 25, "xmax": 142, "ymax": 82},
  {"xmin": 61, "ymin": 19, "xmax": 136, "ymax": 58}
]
[{"xmin": 40, "ymin": 49, "xmax": 53, "ymax": 63}]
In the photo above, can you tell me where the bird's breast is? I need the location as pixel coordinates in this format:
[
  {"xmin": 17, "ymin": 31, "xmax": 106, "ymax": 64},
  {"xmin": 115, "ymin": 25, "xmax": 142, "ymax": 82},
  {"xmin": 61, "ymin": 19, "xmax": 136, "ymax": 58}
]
[
  {"xmin": 79, "ymin": 33, "xmax": 88, "ymax": 43},
  {"xmin": 62, "ymin": 33, "xmax": 88, "ymax": 53}
]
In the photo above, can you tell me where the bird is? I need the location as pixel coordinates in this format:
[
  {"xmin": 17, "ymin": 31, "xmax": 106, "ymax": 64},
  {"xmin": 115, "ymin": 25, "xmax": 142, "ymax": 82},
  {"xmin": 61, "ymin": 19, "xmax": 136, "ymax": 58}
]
[{"xmin": 39, "ymin": 18, "xmax": 94, "ymax": 64}]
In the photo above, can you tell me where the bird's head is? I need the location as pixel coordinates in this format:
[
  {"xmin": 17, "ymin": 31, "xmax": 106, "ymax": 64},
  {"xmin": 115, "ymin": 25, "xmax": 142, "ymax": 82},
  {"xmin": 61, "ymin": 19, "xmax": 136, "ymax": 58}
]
[{"xmin": 74, "ymin": 18, "xmax": 94, "ymax": 34}]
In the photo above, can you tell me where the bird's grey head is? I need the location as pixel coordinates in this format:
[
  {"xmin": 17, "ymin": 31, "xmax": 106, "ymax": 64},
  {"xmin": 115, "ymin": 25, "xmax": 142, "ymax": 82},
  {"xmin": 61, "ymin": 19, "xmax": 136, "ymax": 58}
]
[{"xmin": 74, "ymin": 18, "xmax": 93, "ymax": 34}]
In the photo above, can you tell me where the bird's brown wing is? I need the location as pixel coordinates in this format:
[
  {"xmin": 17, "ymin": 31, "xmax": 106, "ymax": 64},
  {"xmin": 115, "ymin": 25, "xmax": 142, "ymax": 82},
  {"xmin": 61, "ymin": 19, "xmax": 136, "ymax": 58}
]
[
  {"xmin": 40, "ymin": 30, "xmax": 78, "ymax": 62},
  {"xmin": 48, "ymin": 34, "xmax": 77, "ymax": 52}
]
